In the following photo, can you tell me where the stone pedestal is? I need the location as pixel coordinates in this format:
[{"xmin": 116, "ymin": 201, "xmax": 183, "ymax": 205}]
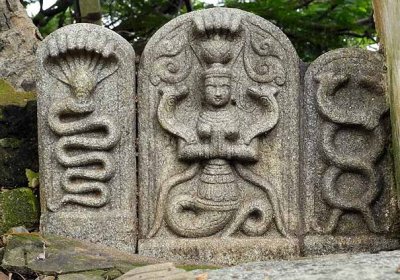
[{"xmin": 139, "ymin": 238, "xmax": 299, "ymax": 265}]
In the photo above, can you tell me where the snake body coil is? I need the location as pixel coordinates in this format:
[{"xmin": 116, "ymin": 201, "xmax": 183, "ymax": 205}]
[{"xmin": 48, "ymin": 97, "xmax": 121, "ymax": 210}]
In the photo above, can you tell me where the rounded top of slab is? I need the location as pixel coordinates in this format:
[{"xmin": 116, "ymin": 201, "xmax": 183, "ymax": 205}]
[
  {"xmin": 37, "ymin": 23, "xmax": 134, "ymax": 64},
  {"xmin": 140, "ymin": 7, "xmax": 299, "ymax": 66}
]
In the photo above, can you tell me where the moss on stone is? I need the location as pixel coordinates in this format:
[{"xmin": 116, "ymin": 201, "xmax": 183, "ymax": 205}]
[
  {"xmin": 101, "ymin": 268, "xmax": 123, "ymax": 280},
  {"xmin": 0, "ymin": 138, "xmax": 22, "ymax": 149},
  {"xmin": 0, "ymin": 79, "xmax": 36, "ymax": 107},
  {"xmin": 177, "ymin": 264, "xmax": 219, "ymax": 271},
  {"xmin": 0, "ymin": 84, "xmax": 38, "ymax": 187},
  {"xmin": 0, "ymin": 188, "xmax": 40, "ymax": 235}
]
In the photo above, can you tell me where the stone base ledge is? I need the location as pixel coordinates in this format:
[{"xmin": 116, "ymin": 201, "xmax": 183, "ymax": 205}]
[
  {"xmin": 138, "ymin": 237, "xmax": 300, "ymax": 265},
  {"xmin": 304, "ymin": 235, "xmax": 400, "ymax": 256},
  {"xmin": 41, "ymin": 210, "xmax": 137, "ymax": 254}
]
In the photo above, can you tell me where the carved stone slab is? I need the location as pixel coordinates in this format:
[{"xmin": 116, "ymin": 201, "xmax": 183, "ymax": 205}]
[
  {"xmin": 37, "ymin": 23, "xmax": 137, "ymax": 253},
  {"xmin": 302, "ymin": 48, "xmax": 399, "ymax": 255},
  {"xmin": 138, "ymin": 8, "xmax": 301, "ymax": 263}
]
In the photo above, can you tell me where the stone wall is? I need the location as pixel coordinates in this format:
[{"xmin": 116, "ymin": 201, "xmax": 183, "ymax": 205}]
[{"xmin": 35, "ymin": 8, "xmax": 399, "ymax": 265}]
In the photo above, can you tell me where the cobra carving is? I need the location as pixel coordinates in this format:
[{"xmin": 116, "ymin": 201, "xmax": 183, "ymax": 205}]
[
  {"xmin": 148, "ymin": 9, "xmax": 287, "ymax": 238},
  {"xmin": 314, "ymin": 71, "xmax": 388, "ymax": 233},
  {"xmin": 44, "ymin": 30, "xmax": 121, "ymax": 210}
]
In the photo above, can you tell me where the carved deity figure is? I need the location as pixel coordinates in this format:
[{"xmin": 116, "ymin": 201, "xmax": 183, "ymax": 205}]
[{"xmin": 147, "ymin": 9, "xmax": 287, "ymax": 238}]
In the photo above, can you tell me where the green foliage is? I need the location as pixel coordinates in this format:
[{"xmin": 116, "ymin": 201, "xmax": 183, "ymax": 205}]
[
  {"xmin": 224, "ymin": 0, "xmax": 376, "ymax": 61},
  {"xmin": 25, "ymin": 169, "xmax": 39, "ymax": 189},
  {"xmin": 37, "ymin": 7, "xmax": 75, "ymax": 37},
  {"xmin": 101, "ymin": 0, "xmax": 190, "ymax": 54},
  {"xmin": 27, "ymin": 0, "xmax": 376, "ymax": 61}
]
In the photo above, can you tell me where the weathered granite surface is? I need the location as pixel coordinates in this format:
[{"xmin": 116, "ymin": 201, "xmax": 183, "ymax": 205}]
[
  {"xmin": 1, "ymin": 233, "xmax": 161, "ymax": 278},
  {"xmin": 138, "ymin": 7, "xmax": 301, "ymax": 263},
  {"xmin": 34, "ymin": 8, "xmax": 399, "ymax": 264},
  {"xmin": 36, "ymin": 23, "xmax": 137, "ymax": 253},
  {"xmin": 302, "ymin": 48, "xmax": 399, "ymax": 255},
  {"xmin": 193, "ymin": 250, "xmax": 400, "ymax": 280}
]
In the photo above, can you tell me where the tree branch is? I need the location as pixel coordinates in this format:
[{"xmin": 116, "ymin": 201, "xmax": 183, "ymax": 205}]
[
  {"xmin": 295, "ymin": 0, "xmax": 315, "ymax": 9},
  {"xmin": 33, "ymin": 0, "xmax": 74, "ymax": 27}
]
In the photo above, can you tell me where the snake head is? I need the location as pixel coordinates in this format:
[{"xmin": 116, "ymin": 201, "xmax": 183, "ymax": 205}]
[
  {"xmin": 159, "ymin": 85, "xmax": 189, "ymax": 101},
  {"xmin": 247, "ymin": 85, "xmax": 279, "ymax": 112},
  {"xmin": 314, "ymin": 72, "xmax": 349, "ymax": 96},
  {"xmin": 68, "ymin": 69, "xmax": 97, "ymax": 100}
]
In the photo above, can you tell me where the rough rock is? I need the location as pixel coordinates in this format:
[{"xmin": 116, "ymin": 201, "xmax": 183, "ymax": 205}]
[
  {"xmin": 0, "ymin": 0, "xmax": 40, "ymax": 189},
  {"xmin": 193, "ymin": 250, "xmax": 400, "ymax": 280},
  {"xmin": 0, "ymin": 0, "xmax": 41, "ymax": 91},
  {"xmin": 116, "ymin": 263, "xmax": 196, "ymax": 280},
  {"xmin": 1, "ymin": 234, "xmax": 160, "ymax": 277}
]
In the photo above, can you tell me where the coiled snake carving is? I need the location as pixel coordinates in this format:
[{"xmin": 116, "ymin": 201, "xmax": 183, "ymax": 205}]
[
  {"xmin": 43, "ymin": 29, "xmax": 121, "ymax": 211},
  {"xmin": 48, "ymin": 96, "xmax": 120, "ymax": 210},
  {"xmin": 314, "ymin": 72, "xmax": 387, "ymax": 233}
]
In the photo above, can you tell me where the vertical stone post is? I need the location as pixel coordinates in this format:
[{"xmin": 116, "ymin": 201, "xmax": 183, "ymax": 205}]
[
  {"xmin": 372, "ymin": 0, "xmax": 400, "ymax": 209},
  {"xmin": 36, "ymin": 23, "xmax": 137, "ymax": 253},
  {"xmin": 303, "ymin": 48, "xmax": 399, "ymax": 255}
]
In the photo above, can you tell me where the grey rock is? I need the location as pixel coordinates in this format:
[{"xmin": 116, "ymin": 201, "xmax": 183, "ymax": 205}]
[
  {"xmin": 302, "ymin": 48, "xmax": 399, "ymax": 255},
  {"xmin": 116, "ymin": 263, "xmax": 196, "ymax": 280},
  {"xmin": 58, "ymin": 273, "xmax": 104, "ymax": 280},
  {"xmin": 138, "ymin": 7, "xmax": 301, "ymax": 264},
  {"xmin": 0, "ymin": 0, "xmax": 41, "ymax": 92},
  {"xmin": 7, "ymin": 226, "xmax": 30, "ymax": 234},
  {"xmin": 193, "ymin": 250, "xmax": 400, "ymax": 280},
  {"xmin": 1, "ymin": 234, "xmax": 158, "ymax": 275},
  {"xmin": 36, "ymin": 23, "xmax": 137, "ymax": 253}
]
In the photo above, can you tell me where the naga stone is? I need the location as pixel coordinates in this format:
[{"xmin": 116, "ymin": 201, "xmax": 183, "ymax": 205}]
[
  {"xmin": 302, "ymin": 48, "xmax": 399, "ymax": 255},
  {"xmin": 138, "ymin": 8, "xmax": 301, "ymax": 264},
  {"xmin": 36, "ymin": 23, "xmax": 137, "ymax": 253}
]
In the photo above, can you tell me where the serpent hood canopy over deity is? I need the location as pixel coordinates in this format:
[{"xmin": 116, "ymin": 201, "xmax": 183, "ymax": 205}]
[{"xmin": 138, "ymin": 8, "xmax": 301, "ymax": 262}]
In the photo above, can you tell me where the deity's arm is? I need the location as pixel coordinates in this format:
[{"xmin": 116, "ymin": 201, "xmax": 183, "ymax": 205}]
[
  {"xmin": 228, "ymin": 138, "xmax": 259, "ymax": 162},
  {"xmin": 178, "ymin": 139, "xmax": 214, "ymax": 161},
  {"xmin": 242, "ymin": 86, "xmax": 279, "ymax": 144},
  {"xmin": 157, "ymin": 85, "xmax": 197, "ymax": 143}
]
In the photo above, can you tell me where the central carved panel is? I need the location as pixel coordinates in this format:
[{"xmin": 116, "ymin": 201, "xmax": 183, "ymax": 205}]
[{"xmin": 138, "ymin": 8, "xmax": 301, "ymax": 263}]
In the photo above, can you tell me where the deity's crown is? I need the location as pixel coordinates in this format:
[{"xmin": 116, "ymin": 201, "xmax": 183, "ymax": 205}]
[{"xmin": 204, "ymin": 63, "xmax": 231, "ymax": 79}]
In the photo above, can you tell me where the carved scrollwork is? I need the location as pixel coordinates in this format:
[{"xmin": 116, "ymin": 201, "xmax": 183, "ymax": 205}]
[
  {"xmin": 243, "ymin": 22, "xmax": 286, "ymax": 85},
  {"xmin": 150, "ymin": 26, "xmax": 193, "ymax": 86}
]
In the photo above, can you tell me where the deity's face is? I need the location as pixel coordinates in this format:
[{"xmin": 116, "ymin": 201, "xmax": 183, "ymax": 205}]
[{"xmin": 204, "ymin": 76, "xmax": 231, "ymax": 108}]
